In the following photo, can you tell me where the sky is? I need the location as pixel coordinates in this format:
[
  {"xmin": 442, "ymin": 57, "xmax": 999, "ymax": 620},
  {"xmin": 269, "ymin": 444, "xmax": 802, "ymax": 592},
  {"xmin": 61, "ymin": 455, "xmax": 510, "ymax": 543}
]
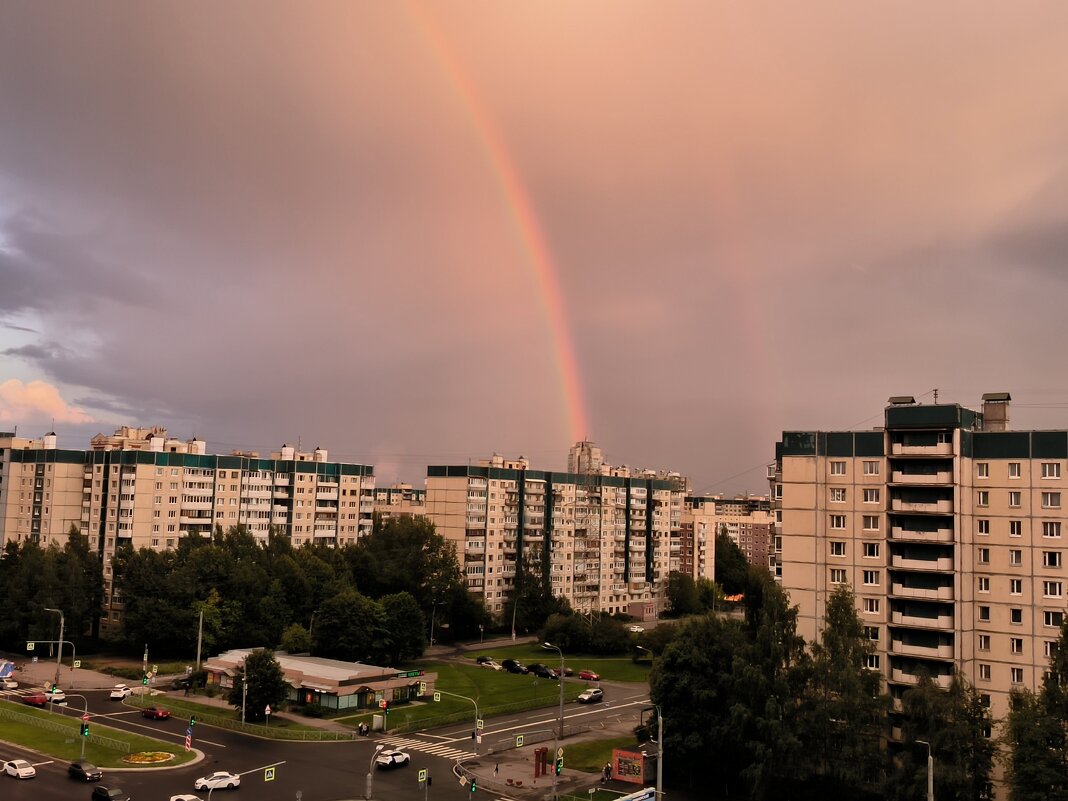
[{"xmin": 2, "ymin": 2, "xmax": 1068, "ymax": 495}]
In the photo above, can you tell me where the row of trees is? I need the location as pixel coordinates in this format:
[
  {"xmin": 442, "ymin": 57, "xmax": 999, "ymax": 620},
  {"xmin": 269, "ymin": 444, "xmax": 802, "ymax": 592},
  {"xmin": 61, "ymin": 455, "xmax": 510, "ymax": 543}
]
[{"xmin": 652, "ymin": 572, "xmax": 995, "ymax": 801}]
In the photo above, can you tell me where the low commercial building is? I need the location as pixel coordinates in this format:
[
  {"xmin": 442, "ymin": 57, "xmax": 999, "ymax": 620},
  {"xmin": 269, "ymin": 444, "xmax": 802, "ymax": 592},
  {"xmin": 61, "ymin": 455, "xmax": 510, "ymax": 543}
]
[{"xmin": 203, "ymin": 649, "xmax": 436, "ymax": 712}]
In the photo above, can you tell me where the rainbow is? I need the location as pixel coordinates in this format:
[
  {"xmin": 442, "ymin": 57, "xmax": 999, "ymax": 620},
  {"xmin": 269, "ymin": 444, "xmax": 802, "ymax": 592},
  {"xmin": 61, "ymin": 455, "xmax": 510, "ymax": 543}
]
[{"xmin": 405, "ymin": 3, "xmax": 590, "ymax": 443}]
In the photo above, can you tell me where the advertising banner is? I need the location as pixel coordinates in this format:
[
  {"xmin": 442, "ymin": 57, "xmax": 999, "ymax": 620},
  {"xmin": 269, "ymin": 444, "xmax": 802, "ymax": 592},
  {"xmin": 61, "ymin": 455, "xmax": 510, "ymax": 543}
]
[{"xmin": 612, "ymin": 749, "xmax": 645, "ymax": 785}]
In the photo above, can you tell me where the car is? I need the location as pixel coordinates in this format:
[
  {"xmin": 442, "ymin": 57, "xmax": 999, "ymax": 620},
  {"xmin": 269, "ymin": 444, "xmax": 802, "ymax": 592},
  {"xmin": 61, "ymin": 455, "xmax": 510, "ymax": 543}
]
[
  {"xmin": 22, "ymin": 693, "xmax": 49, "ymax": 707},
  {"xmin": 141, "ymin": 706, "xmax": 171, "ymax": 720},
  {"xmin": 375, "ymin": 749, "xmax": 411, "ymax": 770},
  {"xmin": 169, "ymin": 795, "xmax": 204, "ymax": 801},
  {"xmin": 478, "ymin": 659, "xmax": 503, "ymax": 671},
  {"xmin": 90, "ymin": 786, "xmax": 130, "ymax": 801},
  {"xmin": 501, "ymin": 659, "xmax": 528, "ymax": 674},
  {"xmin": 577, "ymin": 688, "xmax": 604, "ymax": 704},
  {"xmin": 68, "ymin": 761, "xmax": 103, "ymax": 782},
  {"xmin": 559, "ymin": 667, "xmax": 574, "ymax": 677},
  {"xmin": 109, "ymin": 684, "xmax": 132, "ymax": 700},
  {"xmin": 194, "ymin": 771, "xmax": 241, "ymax": 791},
  {"xmin": 1, "ymin": 678, "xmax": 18, "ymax": 689},
  {"xmin": 475, "ymin": 655, "xmax": 492, "ymax": 664},
  {"xmin": 529, "ymin": 663, "xmax": 558, "ymax": 680},
  {"xmin": 628, "ymin": 625, "xmax": 645, "ymax": 633},
  {"xmin": 578, "ymin": 670, "xmax": 601, "ymax": 681},
  {"xmin": 48, "ymin": 688, "xmax": 67, "ymax": 703},
  {"xmin": 3, "ymin": 759, "xmax": 36, "ymax": 779},
  {"xmin": 171, "ymin": 677, "xmax": 192, "ymax": 690}
]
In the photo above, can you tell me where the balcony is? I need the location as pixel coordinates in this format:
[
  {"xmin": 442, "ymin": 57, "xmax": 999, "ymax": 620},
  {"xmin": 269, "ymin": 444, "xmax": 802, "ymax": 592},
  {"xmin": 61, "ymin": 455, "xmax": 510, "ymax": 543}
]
[
  {"xmin": 316, "ymin": 490, "xmax": 339, "ymax": 501},
  {"xmin": 891, "ymin": 669, "xmax": 953, "ymax": 689},
  {"xmin": 891, "ymin": 610, "xmax": 953, "ymax": 629},
  {"xmin": 272, "ymin": 488, "xmax": 290, "ymax": 499},
  {"xmin": 892, "ymin": 471, "xmax": 952, "ymax": 485},
  {"xmin": 890, "ymin": 640, "xmax": 954, "ymax": 659},
  {"xmin": 246, "ymin": 489, "xmax": 272, "ymax": 500},
  {"xmin": 891, "ymin": 499, "xmax": 952, "ymax": 514},
  {"xmin": 890, "ymin": 583, "xmax": 953, "ymax": 601},
  {"xmin": 892, "ymin": 442, "xmax": 953, "ymax": 456},
  {"xmin": 891, "ymin": 555, "xmax": 954, "ymax": 571},
  {"xmin": 181, "ymin": 501, "xmax": 213, "ymax": 511},
  {"xmin": 890, "ymin": 526, "xmax": 953, "ymax": 543}
]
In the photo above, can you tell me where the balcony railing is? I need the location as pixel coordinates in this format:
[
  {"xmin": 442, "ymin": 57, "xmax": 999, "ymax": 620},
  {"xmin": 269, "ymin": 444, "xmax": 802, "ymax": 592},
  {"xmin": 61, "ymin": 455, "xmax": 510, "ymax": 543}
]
[
  {"xmin": 891, "ymin": 499, "xmax": 952, "ymax": 513},
  {"xmin": 891, "ymin": 555, "xmax": 954, "ymax": 571},
  {"xmin": 890, "ymin": 583, "xmax": 953, "ymax": 600},
  {"xmin": 892, "ymin": 471, "xmax": 953, "ymax": 485},
  {"xmin": 891, "ymin": 610, "xmax": 953, "ymax": 629},
  {"xmin": 890, "ymin": 526, "xmax": 953, "ymax": 543}
]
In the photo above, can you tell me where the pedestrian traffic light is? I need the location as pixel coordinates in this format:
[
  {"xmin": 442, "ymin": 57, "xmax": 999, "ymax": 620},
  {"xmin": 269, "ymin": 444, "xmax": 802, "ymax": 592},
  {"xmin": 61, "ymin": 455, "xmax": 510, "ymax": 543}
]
[
  {"xmin": 142, "ymin": 674, "xmax": 148, "ymax": 686},
  {"xmin": 81, "ymin": 722, "xmax": 89, "ymax": 737},
  {"xmin": 469, "ymin": 777, "xmax": 477, "ymax": 793},
  {"xmin": 189, "ymin": 715, "xmax": 197, "ymax": 727},
  {"xmin": 555, "ymin": 757, "xmax": 563, "ymax": 776},
  {"xmin": 50, "ymin": 683, "xmax": 58, "ymax": 693}
]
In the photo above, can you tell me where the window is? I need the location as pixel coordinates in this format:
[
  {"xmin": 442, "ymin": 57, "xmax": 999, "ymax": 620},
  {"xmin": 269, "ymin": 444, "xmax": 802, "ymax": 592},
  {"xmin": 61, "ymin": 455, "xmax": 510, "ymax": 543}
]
[
  {"xmin": 1011, "ymin": 637, "xmax": 1024, "ymax": 654},
  {"xmin": 863, "ymin": 598, "xmax": 880, "ymax": 614},
  {"xmin": 979, "ymin": 664, "xmax": 991, "ymax": 681},
  {"xmin": 978, "ymin": 634, "xmax": 990, "ymax": 651},
  {"xmin": 863, "ymin": 461, "xmax": 880, "ymax": 476},
  {"xmin": 863, "ymin": 515, "xmax": 880, "ymax": 531},
  {"xmin": 863, "ymin": 570, "xmax": 880, "ymax": 586},
  {"xmin": 1011, "ymin": 608, "xmax": 1023, "ymax": 625},
  {"xmin": 830, "ymin": 488, "xmax": 846, "ymax": 503},
  {"xmin": 830, "ymin": 569, "xmax": 847, "ymax": 584},
  {"xmin": 977, "ymin": 547, "xmax": 990, "ymax": 564},
  {"xmin": 863, "ymin": 488, "xmax": 880, "ymax": 504},
  {"xmin": 1009, "ymin": 462, "xmax": 1021, "ymax": 479},
  {"xmin": 980, "ymin": 693, "xmax": 991, "ymax": 708},
  {"xmin": 830, "ymin": 461, "xmax": 846, "ymax": 476},
  {"xmin": 865, "ymin": 654, "xmax": 880, "ymax": 670},
  {"xmin": 977, "ymin": 577, "xmax": 990, "ymax": 593},
  {"xmin": 1043, "ymin": 462, "xmax": 1061, "ymax": 479},
  {"xmin": 977, "ymin": 462, "xmax": 989, "ymax": 478},
  {"xmin": 978, "ymin": 605, "xmax": 991, "ymax": 622},
  {"xmin": 977, "ymin": 490, "xmax": 989, "ymax": 507},
  {"xmin": 1046, "ymin": 611, "xmax": 1065, "ymax": 628},
  {"xmin": 977, "ymin": 519, "xmax": 990, "ymax": 535},
  {"xmin": 1009, "ymin": 491, "xmax": 1022, "ymax": 508},
  {"xmin": 1010, "ymin": 549, "xmax": 1023, "ymax": 566},
  {"xmin": 864, "ymin": 626, "xmax": 880, "ymax": 641},
  {"xmin": 1044, "ymin": 551, "xmax": 1062, "ymax": 568},
  {"xmin": 863, "ymin": 542, "xmax": 880, "ymax": 558},
  {"xmin": 1044, "ymin": 492, "xmax": 1062, "ymax": 509},
  {"xmin": 830, "ymin": 514, "xmax": 847, "ymax": 530},
  {"xmin": 1046, "ymin": 641, "xmax": 1059, "ymax": 658},
  {"xmin": 1046, "ymin": 522, "xmax": 1062, "ymax": 538},
  {"xmin": 1011, "ymin": 667, "xmax": 1024, "ymax": 684},
  {"xmin": 1045, "ymin": 581, "xmax": 1064, "ymax": 598},
  {"xmin": 1010, "ymin": 520, "xmax": 1023, "ymax": 537},
  {"xmin": 1010, "ymin": 578, "xmax": 1023, "ymax": 595},
  {"xmin": 830, "ymin": 541, "xmax": 846, "ymax": 557}
]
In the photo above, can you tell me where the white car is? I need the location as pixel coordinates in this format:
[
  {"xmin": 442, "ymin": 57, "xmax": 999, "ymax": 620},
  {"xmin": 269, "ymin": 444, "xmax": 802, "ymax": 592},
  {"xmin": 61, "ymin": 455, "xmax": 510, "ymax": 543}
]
[
  {"xmin": 628, "ymin": 625, "xmax": 645, "ymax": 633},
  {"xmin": 1, "ymin": 678, "xmax": 18, "ymax": 690},
  {"xmin": 3, "ymin": 759, "xmax": 36, "ymax": 779},
  {"xmin": 47, "ymin": 688, "xmax": 67, "ymax": 703},
  {"xmin": 375, "ymin": 749, "xmax": 411, "ymax": 769},
  {"xmin": 194, "ymin": 771, "xmax": 241, "ymax": 791},
  {"xmin": 479, "ymin": 659, "xmax": 503, "ymax": 671},
  {"xmin": 170, "ymin": 795, "xmax": 204, "ymax": 801},
  {"xmin": 109, "ymin": 684, "xmax": 132, "ymax": 700},
  {"xmin": 577, "ymin": 688, "xmax": 604, "ymax": 704}
]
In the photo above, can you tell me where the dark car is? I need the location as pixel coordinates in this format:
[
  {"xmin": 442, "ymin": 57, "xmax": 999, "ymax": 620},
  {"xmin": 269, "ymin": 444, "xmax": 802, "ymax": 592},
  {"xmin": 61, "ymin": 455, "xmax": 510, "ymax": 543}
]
[
  {"xmin": 69, "ymin": 761, "xmax": 103, "ymax": 782},
  {"xmin": 529, "ymin": 663, "xmax": 558, "ymax": 680},
  {"xmin": 475, "ymin": 656, "xmax": 492, "ymax": 664},
  {"xmin": 501, "ymin": 659, "xmax": 528, "ymax": 674},
  {"xmin": 90, "ymin": 786, "xmax": 130, "ymax": 801},
  {"xmin": 141, "ymin": 706, "xmax": 171, "ymax": 720},
  {"xmin": 170, "ymin": 677, "xmax": 191, "ymax": 690}
]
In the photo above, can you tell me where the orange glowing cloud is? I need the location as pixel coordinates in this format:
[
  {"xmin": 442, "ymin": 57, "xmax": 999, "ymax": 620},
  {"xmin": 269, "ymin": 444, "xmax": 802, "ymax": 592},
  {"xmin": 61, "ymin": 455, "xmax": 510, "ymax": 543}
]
[{"xmin": 0, "ymin": 379, "xmax": 94, "ymax": 424}]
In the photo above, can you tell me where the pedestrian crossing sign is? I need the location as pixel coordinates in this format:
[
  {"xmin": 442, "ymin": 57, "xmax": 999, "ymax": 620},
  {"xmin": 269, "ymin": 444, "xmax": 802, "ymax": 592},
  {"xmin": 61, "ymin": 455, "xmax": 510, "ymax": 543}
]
[
  {"xmin": 265, "ymin": 767, "xmax": 276, "ymax": 782},
  {"xmin": 434, "ymin": 691, "xmax": 441, "ymax": 702},
  {"xmin": 418, "ymin": 769, "xmax": 428, "ymax": 783},
  {"xmin": 516, "ymin": 735, "xmax": 524, "ymax": 747},
  {"xmin": 419, "ymin": 681, "xmax": 427, "ymax": 695}
]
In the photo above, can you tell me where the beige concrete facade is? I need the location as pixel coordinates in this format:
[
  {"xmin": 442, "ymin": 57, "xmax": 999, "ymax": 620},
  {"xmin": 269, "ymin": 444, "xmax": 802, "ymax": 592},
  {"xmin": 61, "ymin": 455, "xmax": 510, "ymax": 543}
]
[
  {"xmin": 682, "ymin": 495, "xmax": 772, "ymax": 580},
  {"xmin": 373, "ymin": 483, "xmax": 427, "ymax": 523},
  {"xmin": 772, "ymin": 394, "xmax": 1066, "ymax": 737},
  {"xmin": 424, "ymin": 447, "xmax": 687, "ymax": 620},
  {"xmin": 0, "ymin": 428, "xmax": 374, "ymax": 635}
]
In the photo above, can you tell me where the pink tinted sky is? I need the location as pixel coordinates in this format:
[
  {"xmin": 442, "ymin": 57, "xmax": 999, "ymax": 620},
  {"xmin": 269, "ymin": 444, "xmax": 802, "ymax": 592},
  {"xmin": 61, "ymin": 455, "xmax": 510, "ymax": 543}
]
[{"xmin": 2, "ymin": 2, "xmax": 1068, "ymax": 493}]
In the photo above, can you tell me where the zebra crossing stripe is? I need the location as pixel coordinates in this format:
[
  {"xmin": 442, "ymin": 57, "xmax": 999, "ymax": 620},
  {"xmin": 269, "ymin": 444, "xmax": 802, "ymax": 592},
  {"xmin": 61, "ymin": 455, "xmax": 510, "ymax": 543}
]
[{"xmin": 378, "ymin": 736, "xmax": 473, "ymax": 759}]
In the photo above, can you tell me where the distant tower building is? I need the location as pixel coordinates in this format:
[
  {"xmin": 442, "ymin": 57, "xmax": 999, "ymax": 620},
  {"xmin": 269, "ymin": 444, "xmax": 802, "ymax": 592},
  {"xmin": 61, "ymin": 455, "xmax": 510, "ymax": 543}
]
[{"xmin": 568, "ymin": 441, "xmax": 605, "ymax": 476}]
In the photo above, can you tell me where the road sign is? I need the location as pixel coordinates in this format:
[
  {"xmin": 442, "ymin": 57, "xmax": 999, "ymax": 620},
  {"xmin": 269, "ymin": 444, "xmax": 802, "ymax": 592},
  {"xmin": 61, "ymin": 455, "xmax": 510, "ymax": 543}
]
[
  {"xmin": 476, "ymin": 718, "xmax": 484, "ymax": 730},
  {"xmin": 186, "ymin": 727, "xmax": 192, "ymax": 737},
  {"xmin": 31, "ymin": 656, "xmax": 37, "ymax": 664},
  {"xmin": 516, "ymin": 735, "xmax": 524, "ymax": 747},
  {"xmin": 379, "ymin": 699, "xmax": 388, "ymax": 709},
  {"xmin": 476, "ymin": 734, "xmax": 482, "ymax": 745},
  {"xmin": 418, "ymin": 769, "xmax": 428, "ymax": 783},
  {"xmin": 264, "ymin": 767, "xmax": 276, "ymax": 782},
  {"xmin": 433, "ymin": 691, "xmax": 441, "ymax": 702},
  {"xmin": 459, "ymin": 776, "xmax": 468, "ymax": 787},
  {"xmin": 265, "ymin": 705, "xmax": 272, "ymax": 715},
  {"xmin": 26, "ymin": 642, "xmax": 34, "ymax": 651},
  {"xmin": 82, "ymin": 712, "xmax": 90, "ymax": 723},
  {"xmin": 419, "ymin": 681, "xmax": 427, "ymax": 694},
  {"xmin": 557, "ymin": 747, "xmax": 564, "ymax": 758},
  {"xmin": 74, "ymin": 660, "xmax": 81, "ymax": 668}
]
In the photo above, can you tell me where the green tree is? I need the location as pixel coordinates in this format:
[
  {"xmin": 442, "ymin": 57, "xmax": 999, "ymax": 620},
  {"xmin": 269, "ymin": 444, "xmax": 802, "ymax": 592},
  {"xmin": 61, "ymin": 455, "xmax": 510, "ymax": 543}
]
[
  {"xmin": 279, "ymin": 623, "xmax": 312, "ymax": 654},
  {"xmin": 313, "ymin": 588, "xmax": 389, "ymax": 663},
  {"xmin": 380, "ymin": 592, "xmax": 425, "ymax": 665},
  {"xmin": 503, "ymin": 548, "xmax": 571, "ymax": 634},
  {"xmin": 56, "ymin": 525, "xmax": 105, "ymax": 640},
  {"xmin": 715, "ymin": 529, "xmax": 749, "ymax": 595},
  {"xmin": 664, "ymin": 571, "xmax": 701, "ymax": 617},
  {"xmin": 1004, "ymin": 688, "xmax": 1068, "ymax": 801},
  {"xmin": 228, "ymin": 649, "xmax": 288, "ymax": 722}
]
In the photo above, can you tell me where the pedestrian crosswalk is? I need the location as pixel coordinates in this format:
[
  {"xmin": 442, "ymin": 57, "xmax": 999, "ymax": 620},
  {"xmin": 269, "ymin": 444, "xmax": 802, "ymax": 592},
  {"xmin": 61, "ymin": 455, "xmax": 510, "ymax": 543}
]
[{"xmin": 377, "ymin": 734, "xmax": 474, "ymax": 761}]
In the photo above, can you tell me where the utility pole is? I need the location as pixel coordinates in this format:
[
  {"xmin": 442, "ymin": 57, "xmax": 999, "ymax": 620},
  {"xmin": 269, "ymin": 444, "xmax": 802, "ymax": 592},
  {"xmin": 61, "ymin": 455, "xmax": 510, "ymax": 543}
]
[
  {"xmin": 917, "ymin": 740, "xmax": 934, "ymax": 801},
  {"xmin": 195, "ymin": 609, "xmax": 204, "ymax": 671},
  {"xmin": 242, "ymin": 674, "xmax": 248, "ymax": 725},
  {"xmin": 44, "ymin": 608, "xmax": 64, "ymax": 690}
]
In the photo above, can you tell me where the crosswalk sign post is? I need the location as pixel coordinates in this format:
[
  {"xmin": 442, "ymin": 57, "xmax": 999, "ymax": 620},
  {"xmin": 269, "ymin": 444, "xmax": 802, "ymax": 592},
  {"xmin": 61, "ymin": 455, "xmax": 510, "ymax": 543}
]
[
  {"xmin": 264, "ymin": 767, "xmax": 276, "ymax": 782},
  {"xmin": 418, "ymin": 769, "xmax": 428, "ymax": 783},
  {"xmin": 26, "ymin": 642, "xmax": 33, "ymax": 651},
  {"xmin": 516, "ymin": 735, "xmax": 524, "ymax": 747},
  {"xmin": 476, "ymin": 718, "xmax": 484, "ymax": 730},
  {"xmin": 419, "ymin": 681, "xmax": 427, "ymax": 695},
  {"xmin": 434, "ymin": 691, "xmax": 441, "ymax": 702}
]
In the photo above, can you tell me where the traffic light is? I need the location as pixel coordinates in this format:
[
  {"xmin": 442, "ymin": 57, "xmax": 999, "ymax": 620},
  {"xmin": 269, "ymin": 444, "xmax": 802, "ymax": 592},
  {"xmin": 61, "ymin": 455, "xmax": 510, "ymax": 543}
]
[
  {"xmin": 469, "ymin": 777, "xmax": 477, "ymax": 793},
  {"xmin": 189, "ymin": 715, "xmax": 197, "ymax": 727},
  {"xmin": 81, "ymin": 722, "xmax": 89, "ymax": 737},
  {"xmin": 142, "ymin": 674, "xmax": 148, "ymax": 686},
  {"xmin": 50, "ymin": 683, "xmax": 58, "ymax": 693},
  {"xmin": 555, "ymin": 757, "xmax": 563, "ymax": 776}
]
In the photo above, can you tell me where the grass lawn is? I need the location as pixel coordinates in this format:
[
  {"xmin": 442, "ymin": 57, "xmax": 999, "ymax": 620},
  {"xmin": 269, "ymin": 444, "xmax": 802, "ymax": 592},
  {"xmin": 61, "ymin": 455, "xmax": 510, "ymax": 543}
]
[
  {"xmin": 463, "ymin": 644, "xmax": 653, "ymax": 683},
  {"xmin": 82, "ymin": 659, "xmax": 192, "ymax": 681},
  {"xmin": 0, "ymin": 700, "xmax": 198, "ymax": 767},
  {"xmin": 562, "ymin": 735, "xmax": 638, "ymax": 773},
  {"xmin": 127, "ymin": 695, "xmax": 326, "ymax": 733},
  {"xmin": 335, "ymin": 661, "xmax": 588, "ymax": 731}
]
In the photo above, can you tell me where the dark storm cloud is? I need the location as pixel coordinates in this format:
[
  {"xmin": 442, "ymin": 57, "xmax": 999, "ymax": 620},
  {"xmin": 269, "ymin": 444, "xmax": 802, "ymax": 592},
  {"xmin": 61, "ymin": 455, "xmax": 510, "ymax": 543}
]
[{"xmin": 2, "ymin": 341, "xmax": 68, "ymax": 362}]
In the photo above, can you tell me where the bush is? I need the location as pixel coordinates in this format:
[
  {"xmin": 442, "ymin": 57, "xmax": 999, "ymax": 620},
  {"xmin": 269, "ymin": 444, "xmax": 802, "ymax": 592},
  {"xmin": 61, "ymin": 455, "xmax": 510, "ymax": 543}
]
[{"xmin": 301, "ymin": 703, "xmax": 326, "ymax": 718}]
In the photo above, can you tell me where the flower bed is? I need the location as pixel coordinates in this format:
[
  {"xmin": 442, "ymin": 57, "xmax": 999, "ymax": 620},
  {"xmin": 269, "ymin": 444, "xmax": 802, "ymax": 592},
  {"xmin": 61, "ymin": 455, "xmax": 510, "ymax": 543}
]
[{"xmin": 122, "ymin": 751, "xmax": 176, "ymax": 764}]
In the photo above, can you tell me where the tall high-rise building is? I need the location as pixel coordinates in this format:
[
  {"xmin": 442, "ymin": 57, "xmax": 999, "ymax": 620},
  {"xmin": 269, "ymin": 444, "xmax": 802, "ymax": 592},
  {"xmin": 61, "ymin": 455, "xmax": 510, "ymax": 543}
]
[
  {"xmin": 424, "ymin": 445, "xmax": 687, "ymax": 619},
  {"xmin": 0, "ymin": 427, "xmax": 374, "ymax": 634},
  {"xmin": 772, "ymin": 392, "xmax": 1064, "ymax": 726},
  {"xmin": 681, "ymin": 495, "xmax": 772, "ymax": 580}
]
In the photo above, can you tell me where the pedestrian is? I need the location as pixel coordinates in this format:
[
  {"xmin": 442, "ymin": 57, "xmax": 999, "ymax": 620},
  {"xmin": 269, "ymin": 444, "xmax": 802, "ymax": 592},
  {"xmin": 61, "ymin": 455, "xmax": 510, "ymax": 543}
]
[{"xmin": 493, "ymin": 763, "xmax": 499, "ymax": 776}]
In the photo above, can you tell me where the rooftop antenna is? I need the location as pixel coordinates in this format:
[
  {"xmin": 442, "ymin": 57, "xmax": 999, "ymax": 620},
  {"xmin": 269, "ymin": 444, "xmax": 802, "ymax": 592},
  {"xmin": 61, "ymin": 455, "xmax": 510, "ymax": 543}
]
[{"xmin": 933, "ymin": 388, "xmax": 939, "ymax": 404}]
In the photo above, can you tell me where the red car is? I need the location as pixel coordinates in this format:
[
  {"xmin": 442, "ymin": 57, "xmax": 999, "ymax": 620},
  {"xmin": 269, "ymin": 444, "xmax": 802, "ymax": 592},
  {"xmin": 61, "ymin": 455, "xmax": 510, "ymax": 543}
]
[
  {"xmin": 22, "ymin": 693, "xmax": 49, "ymax": 707},
  {"xmin": 578, "ymin": 670, "xmax": 601, "ymax": 681},
  {"xmin": 141, "ymin": 706, "xmax": 171, "ymax": 720}
]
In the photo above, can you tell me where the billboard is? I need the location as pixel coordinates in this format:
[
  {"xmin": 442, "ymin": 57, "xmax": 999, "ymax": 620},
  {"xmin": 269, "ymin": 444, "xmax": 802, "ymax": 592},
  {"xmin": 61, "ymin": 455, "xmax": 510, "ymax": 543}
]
[{"xmin": 612, "ymin": 749, "xmax": 645, "ymax": 785}]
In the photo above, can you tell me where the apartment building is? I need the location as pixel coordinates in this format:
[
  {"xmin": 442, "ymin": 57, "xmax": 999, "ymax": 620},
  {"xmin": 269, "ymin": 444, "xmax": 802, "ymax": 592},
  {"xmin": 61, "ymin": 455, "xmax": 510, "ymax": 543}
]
[
  {"xmin": 373, "ymin": 483, "xmax": 427, "ymax": 524},
  {"xmin": 772, "ymin": 392, "xmax": 1068, "ymax": 727},
  {"xmin": 682, "ymin": 494, "xmax": 772, "ymax": 580},
  {"xmin": 0, "ymin": 427, "xmax": 375, "ymax": 634},
  {"xmin": 424, "ymin": 444, "xmax": 687, "ymax": 619}
]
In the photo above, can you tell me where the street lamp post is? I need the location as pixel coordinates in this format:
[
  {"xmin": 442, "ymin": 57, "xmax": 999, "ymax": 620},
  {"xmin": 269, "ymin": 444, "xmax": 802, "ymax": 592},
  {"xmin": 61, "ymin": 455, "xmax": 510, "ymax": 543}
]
[
  {"xmin": 636, "ymin": 647, "xmax": 664, "ymax": 801},
  {"xmin": 542, "ymin": 641, "xmax": 566, "ymax": 801},
  {"xmin": 366, "ymin": 744, "xmax": 383, "ymax": 800},
  {"xmin": 241, "ymin": 673, "xmax": 248, "ymax": 726},
  {"xmin": 44, "ymin": 607, "xmax": 64, "ymax": 691},
  {"xmin": 916, "ymin": 740, "xmax": 934, "ymax": 801}
]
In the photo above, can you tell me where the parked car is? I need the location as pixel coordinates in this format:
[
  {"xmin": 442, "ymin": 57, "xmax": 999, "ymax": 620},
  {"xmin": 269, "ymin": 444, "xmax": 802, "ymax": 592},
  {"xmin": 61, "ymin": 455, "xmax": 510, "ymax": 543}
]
[
  {"xmin": 559, "ymin": 667, "xmax": 574, "ymax": 677},
  {"xmin": 577, "ymin": 688, "xmax": 604, "ymax": 704},
  {"xmin": 479, "ymin": 659, "xmax": 503, "ymax": 671},
  {"xmin": 68, "ymin": 761, "xmax": 103, "ymax": 782},
  {"xmin": 170, "ymin": 796, "xmax": 204, "ymax": 801},
  {"xmin": 90, "ymin": 786, "xmax": 130, "ymax": 801},
  {"xmin": 3, "ymin": 759, "xmax": 36, "ymax": 779},
  {"xmin": 528, "ymin": 663, "xmax": 558, "ymax": 680},
  {"xmin": 109, "ymin": 685, "xmax": 131, "ymax": 700},
  {"xmin": 375, "ymin": 749, "xmax": 411, "ymax": 770},
  {"xmin": 475, "ymin": 655, "xmax": 492, "ymax": 664},
  {"xmin": 170, "ymin": 678, "xmax": 192, "ymax": 690},
  {"xmin": 578, "ymin": 670, "xmax": 601, "ymax": 681},
  {"xmin": 501, "ymin": 659, "xmax": 528, "ymax": 674},
  {"xmin": 22, "ymin": 693, "xmax": 49, "ymax": 707},
  {"xmin": 628, "ymin": 625, "xmax": 645, "ymax": 634},
  {"xmin": 141, "ymin": 706, "xmax": 171, "ymax": 720},
  {"xmin": 194, "ymin": 772, "xmax": 241, "ymax": 791}
]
